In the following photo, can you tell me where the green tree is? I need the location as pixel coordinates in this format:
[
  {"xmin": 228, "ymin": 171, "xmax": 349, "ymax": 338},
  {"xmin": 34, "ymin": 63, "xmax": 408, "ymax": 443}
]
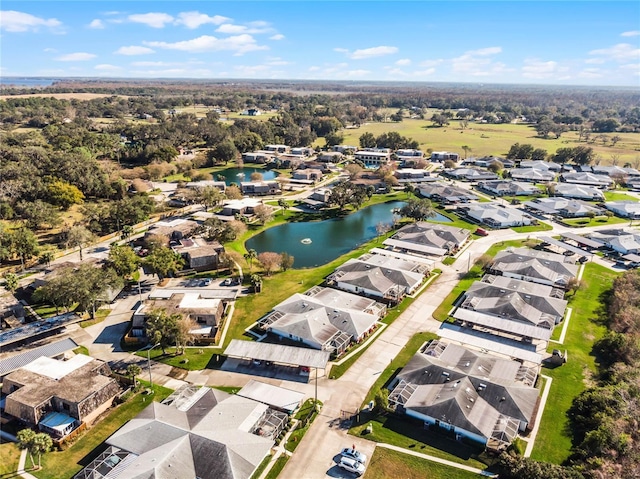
[
  {"xmin": 46, "ymin": 179, "xmax": 84, "ymax": 209},
  {"xmin": 278, "ymin": 198, "xmax": 290, "ymax": 216},
  {"xmin": 127, "ymin": 363, "xmax": 142, "ymax": 387},
  {"xmin": 17, "ymin": 429, "xmax": 37, "ymax": 470},
  {"xmin": 250, "ymin": 273, "xmax": 263, "ymax": 293},
  {"xmin": 397, "ymin": 198, "xmax": 437, "ymax": 221},
  {"xmin": 461, "ymin": 145, "xmax": 471, "ymax": 159},
  {"xmin": 4, "ymin": 273, "xmax": 18, "ymax": 293},
  {"xmin": 108, "ymin": 244, "xmax": 141, "ymax": 279},
  {"xmin": 144, "ymin": 246, "xmax": 185, "ymax": 280},
  {"xmin": 38, "ymin": 251, "xmax": 55, "ymax": 267},
  {"xmin": 324, "ymin": 132, "xmax": 345, "ymax": 147},
  {"xmin": 31, "ymin": 432, "xmax": 53, "ymax": 469},
  {"xmin": 10, "ymin": 227, "xmax": 39, "ymax": 271},
  {"xmin": 359, "ymin": 132, "xmax": 376, "ymax": 148},
  {"xmin": 254, "ymin": 204, "xmax": 273, "ymax": 224},
  {"xmin": 531, "ymin": 148, "xmax": 548, "ymax": 161},
  {"xmin": 120, "ymin": 225, "xmax": 134, "ymax": 241},
  {"xmin": 430, "ymin": 113, "xmax": 449, "ymax": 127},
  {"xmin": 225, "ymin": 185, "xmax": 243, "ymax": 200},
  {"xmin": 64, "ymin": 225, "xmax": 95, "ymax": 261},
  {"xmin": 280, "ymin": 252, "xmax": 294, "ymax": 271},
  {"xmin": 244, "ymin": 249, "xmax": 258, "ymax": 273},
  {"xmin": 145, "ymin": 308, "xmax": 181, "ymax": 354},
  {"xmin": 212, "ymin": 140, "xmax": 238, "ymax": 165},
  {"xmin": 197, "ymin": 186, "xmax": 225, "ymax": 210}
]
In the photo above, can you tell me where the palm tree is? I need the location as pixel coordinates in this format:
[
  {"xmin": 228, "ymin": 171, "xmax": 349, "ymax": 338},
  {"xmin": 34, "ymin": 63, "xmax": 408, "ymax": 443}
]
[
  {"xmin": 244, "ymin": 249, "xmax": 257, "ymax": 273},
  {"xmin": 403, "ymin": 184, "xmax": 415, "ymax": 198},
  {"xmin": 121, "ymin": 225, "xmax": 133, "ymax": 241},
  {"xmin": 39, "ymin": 251, "xmax": 55, "ymax": 267},
  {"xmin": 250, "ymin": 274, "xmax": 262, "ymax": 293},
  {"xmin": 461, "ymin": 145, "xmax": 471, "ymax": 160},
  {"xmin": 278, "ymin": 198, "xmax": 289, "ymax": 216}
]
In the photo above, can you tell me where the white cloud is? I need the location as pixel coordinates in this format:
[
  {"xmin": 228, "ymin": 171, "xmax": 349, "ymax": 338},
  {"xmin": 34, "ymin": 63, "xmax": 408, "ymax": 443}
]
[
  {"xmin": 94, "ymin": 64, "xmax": 122, "ymax": 71},
  {"xmin": 420, "ymin": 59, "xmax": 444, "ymax": 67},
  {"xmin": 144, "ymin": 34, "xmax": 268, "ymax": 55},
  {"xmin": 344, "ymin": 69, "xmax": 371, "ymax": 77},
  {"xmin": 585, "ymin": 58, "xmax": 605, "ymax": 64},
  {"xmin": 333, "ymin": 48, "xmax": 349, "ymax": 54},
  {"xmin": 55, "ymin": 52, "xmax": 96, "ymax": 61},
  {"xmin": 0, "ymin": 10, "xmax": 62, "ymax": 32},
  {"xmin": 343, "ymin": 46, "xmax": 398, "ymax": 60},
  {"xmin": 577, "ymin": 68, "xmax": 603, "ymax": 79},
  {"xmin": 270, "ymin": 34, "xmax": 285, "ymax": 41},
  {"xmin": 88, "ymin": 19, "xmax": 104, "ymax": 29},
  {"xmin": 130, "ymin": 61, "xmax": 172, "ymax": 67},
  {"xmin": 128, "ymin": 12, "xmax": 174, "ymax": 28},
  {"xmin": 43, "ymin": 47, "xmax": 57, "ymax": 53},
  {"xmin": 176, "ymin": 11, "xmax": 229, "ymax": 29},
  {"xmin": 115, "ymin": 45, "xmax": 155, "ymax": 55},
  {"xmin": 216, "ymin": 23, "xmax": 274, "ymax": 35},
  {"xmin": 621, "ymin": 30, "xmax": 640, "ymax": 37},
  {"xmin": 414, "ymin": 68, "xmax": 436, "ymax": 77},
  {"xmin": 589, "ymin": 43, "xmax": 640, "ymax": 62},
  {"xmin": 451, "ymin": 46, "xmax": 507, "ymax": 76},
  {"xmin": 395, "ymin": 58, "xmax": 411, "ymax": 66},
  {"xmin": 308, "ymin": 66, "xmax": 321, "ymax": 72},
  {"xmin": 266, "ymin": 57, "xmax": 290, "ymax": 66},
  {"xmin": 522, "ymin": 59, "xmax": 560, "ymax": 79}
]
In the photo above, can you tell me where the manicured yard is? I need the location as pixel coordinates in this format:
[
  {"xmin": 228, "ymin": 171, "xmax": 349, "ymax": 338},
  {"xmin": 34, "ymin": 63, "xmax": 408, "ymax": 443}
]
[
  {"xmin": 511, "ymin": 221, "xmax": 553, "ymax": 233},
  {"xmin": 32, "ymin": 383, "xmax": 172, "ymax": 479},
  {"xmin": 561, "ymin": 215, "xmax": 628, "ymax": 227},
  {"xmin": 363, "ymin": 447, "xmax": 482, "ymax": 479},
  {"xmin": 432, "ymin": 239, "xmax": 537, "ymax": 322},
  {"xmin": 264, "ymin": 455, "xmax": 289, "ymax": 479},
  {"xmin": 530, "ymin": 263, "xmax": 618, "ymax": 464},
  {"xmin": 604, "ymin": 191, "xmax": 639, "ymax": 202},
  {"xmin": 285, "ymin": 399, "xmax": 322, "ymax": 453},
  {"xmin": 0, "ymin": 441, "xmax": 21, "ymax": 476}
]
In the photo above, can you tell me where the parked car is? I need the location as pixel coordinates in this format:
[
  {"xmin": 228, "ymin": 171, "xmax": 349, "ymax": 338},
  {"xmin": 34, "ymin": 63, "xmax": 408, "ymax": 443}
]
[
  {"xmin": 202, "ymin": 278, "xmax": 212, "ymax": 286},
  {"xmin": 475, "ymin": 228, "xmax": 489, "ymax": 236},
  {"xmin": 338, "ymin": 457, "xmax": 365, "ymax": 476},
  {"xmin": 341, "ymin": 448, "xmax": 367, "ymax": 464},
  {"xmin": 221, "ymin": 278, "xmax": 231, "ymax": 286},
  {"xmin": 578, "ymin": 256, "xmax": 589, "ymax": 263}
]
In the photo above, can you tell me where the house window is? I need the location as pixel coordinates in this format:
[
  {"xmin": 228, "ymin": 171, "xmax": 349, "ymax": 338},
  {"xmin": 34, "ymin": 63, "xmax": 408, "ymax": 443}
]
[{"xmin": 62, "ymin": 403, "xmax": 70, "ymax": 412}]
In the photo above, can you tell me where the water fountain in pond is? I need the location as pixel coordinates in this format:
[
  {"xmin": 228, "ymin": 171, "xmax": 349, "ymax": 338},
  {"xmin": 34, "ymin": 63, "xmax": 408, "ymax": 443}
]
[{"xmin": 300, "ymin": 238, "xmax": 312, "ymax": 244}]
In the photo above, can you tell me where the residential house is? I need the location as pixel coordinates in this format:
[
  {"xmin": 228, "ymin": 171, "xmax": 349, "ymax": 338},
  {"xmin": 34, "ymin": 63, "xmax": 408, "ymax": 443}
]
[
  {"xmin": 560, "ymin": 172, "xmax": 613, "ymax": 188},
  {"xmin": 464, "ymin": 203, "xmax": 533, "ymax": 228},
  {"xmin": 74, "ymin": 385, "xmax": 286, "ymax": 479},
  {"xmin": 327, "ymin": 256, "xmax": 425, "ymax": 302},
  {"xmin": 553, "ymin": 184, "xmax": 605, "ymax": 201},
  {"xmin": 523, "ymin": 198, "xmax": 602, "ymax": 218},
  {"xmin": 354, "ymin": 150, "xmax": 392, "ymax": 167},
  {"xmin": 264, "ymin": 144, "xmax": 290, "ymax": 154},
  {"xmin": 588, "ymin": 229, "xmax": 640, "ymax": 255},
  {"xmin": 317, "ymin": 151, "xmax": 344, "ymax": 163},
  {"xmin": 430, "ymin": 151, "xmax": 459, "ymax": 162},
  {"xmin": 133, "ymin": 289, "xmax": 226, "ymax": 339},
  {"xmin": 475, "ymin": 157, "xmax": 512, "ymax": 169},
  {"xmin": 185, "ymin": 180, "xmax": 226, "ymax": 192},
  {"xmin": 394, "ymin": 168, "xmax": 434, "ymax": 184},
  {"xmin": 302, "ymin": 188, "xmax": 332, "ymax": 209},
  {"xmin": 290, "ymin": 147, "xmax": 314, "ymax": 157},
  {"xmin": 444, "ymin": 168, "xmax": 499, "ymax": 182},
  {"xmin": 388, "ymin": 340, "xmax": 539, "ymax": 450},
  {"xmin": 510, "ymin": 168, "xmax": 555, "ymax": 183},
  {"xmin": 385, "ymin": 222, "xmax": 471, "ymax": 257},
  {"xmin": 419, "ymin": 184, "xmax": 478, "ymax": 204},
  {"xmin": 240, "ymin": 181, "xmax": 280, "ymax": 196},
  {"xmin": 332, "ymin": 145, "xmax": 358, "ymax": 154},
  {"xmin": 604, "ymin": 201, "xmax": 640, "ymax": 219},
  {"xmin": 241, "ymin": 151, "xmax": 275, "ymax": 164},
  {"xmin": 258, "ymin": 287, "xmax": 384, "ymax": 355},
  {"xmin": 518, "ymin": 160, "xmax": 561, "ymax": 171},
  {"xmin": 477, "ymin": 180, "xmax": 541, "ymax": 197},
  {"xmin": 221, "ymin": 198, "xmax": 263, "ymax": 217},
  {"xmin": 488, "ymin": 247, "xmax": 578, "ymax": 288},
  {"xmin": 2, "ymin": 355, "xmax": 119, "ymax": 438},
  {"xmin": 592, "ymin": 165, "xmax": 640, "ymax": 179},
  {"xmin": 1, "ymin": 292, "xmax": 25, "ymax": 330},
  {"xmin": 292, "ymin": 168, "xmax": 323, "ymax": 182},
  {"xmin": 146, "ymin": 218, "xmax": 199, "ymax": 242},
  {"xmin": 172, "ymin": 238, "xmax": 224, "ymax": 271}
]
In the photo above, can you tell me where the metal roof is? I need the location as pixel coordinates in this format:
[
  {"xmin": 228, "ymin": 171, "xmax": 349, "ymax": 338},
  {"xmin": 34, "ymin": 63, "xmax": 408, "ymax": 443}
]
[
  {"xmin": 438, "ymin": 323, "xmax": 542, "ymax": 364},
  {"xmin": 224, "ymin": 340, "xmax": 330, "ymax": 369},
  {"xmin": 538, "ymin": 237, "xmax": 593, "ymax": 256},
  {"xmin": 453, "ymin": 308, "xmax": 553, "ymax": 341},
  {"xmin": 383, "ymin": 238, "xmax": 447, "ymax": 256},
  {"xmin": 0, "ymin": 338, "xmax": 77, "ymax": 377},
  {"xmin": 560, "ymin": 233, "xmax": 603, "ymax": 249},
  {"xmin": 238, "ymin": 380, "xmax": 304, "ymax": 414}
]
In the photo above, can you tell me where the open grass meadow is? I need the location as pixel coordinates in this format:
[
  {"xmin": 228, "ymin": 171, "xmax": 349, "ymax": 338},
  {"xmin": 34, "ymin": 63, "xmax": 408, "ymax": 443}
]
[
  {"xmin": 530, "ymin": 263, "xmax": 618, "ymax": 464},
  {"xmin": 339, "ymin": 117, "xmax": 640, "ymax": 164},
  {"xmin": 32, "ymin": 384, "xmax": 172, "ymax": 479},
  {"xmin": 0, "ymin": 441, "xmax": 21, "ymax": 477},
  {"xmin": 363, "ymin": 447, "xmax": 482, "ymax": 479}
]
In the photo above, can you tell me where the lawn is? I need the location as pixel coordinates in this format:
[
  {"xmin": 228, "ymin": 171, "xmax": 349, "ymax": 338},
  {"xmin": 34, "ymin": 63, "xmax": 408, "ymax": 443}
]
[
  {"xmin": 339, "ymin": 118, "xmax": 640, "ymax": 163},
  {"xmin": 0, "ymin": 441, "xmax": 21, "ymax": 477},
  {"xmin": 511, "ymin": 221, "xmax": 553, "ymax": 233},
  {"xmin": 264, "ymin": 455, "xmax": 289, "ymax": 479},
  {"xmin": 530, "ymin": 263, "xmax": 618, "ymax": 464},
  {"xmin": 285, "ymin": 399, "xmax": 322, "ymax": 453},
  {"xmin": 363, "ymin": 447, "xmax": 482, "ymax": 479},
  {"xmin": 32, "ymin": 383, "xmax": 172, "ymax": 479},
  {"xmin": 432, "ymin": 239, "xmax": 537, "ymax": 321},
  {"xmin": 603, "ymin": 191, "xmax": 639, "ymax": 202},
  {"xmin": 561, "ymin": 215, "xmax": 628, "ymax": 227}
]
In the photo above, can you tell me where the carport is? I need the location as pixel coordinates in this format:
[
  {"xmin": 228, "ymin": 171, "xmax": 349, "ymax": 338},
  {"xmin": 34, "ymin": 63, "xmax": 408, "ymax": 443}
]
[
  {"xmin": 560, "ymin": 232, "xmax": 603, "ymax": 250},
  {"xmin": 223, "ymin": 339, "xmax": 331, "ymax": 383},
  {"xmin": 539, "ymin": 236, "xmax": 594, "ymax": 257}
]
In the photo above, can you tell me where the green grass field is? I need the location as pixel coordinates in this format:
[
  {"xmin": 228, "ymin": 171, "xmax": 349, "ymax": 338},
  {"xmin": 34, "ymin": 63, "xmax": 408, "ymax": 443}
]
[
  {"xmin": 0, "ymin": 441, "xmax": 21, "ymax": 477},
  {"xmin": 530, "ymin": 263, "xmax": 618, "ymax": 464},
  {"xmin": 32, "ymin": 384, "xmax": 172, "ymax": 479},
  {"xmin": 363, "ymin": 447, "xmax": 482, "ymax": 479},
  {"xmin": 338, "ymin": 118, "xmax": 640, "ymax": 163},
  {"xmin": 561, "ymin": 215, "xmax": 628, "ymax": 227},
  {"xmin": 603, "ymin": 190, "xmax": 639, "ymax": 202}
]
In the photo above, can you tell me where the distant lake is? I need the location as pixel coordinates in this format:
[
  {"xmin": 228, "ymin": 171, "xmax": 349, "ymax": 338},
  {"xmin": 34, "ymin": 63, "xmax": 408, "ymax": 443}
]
[
  {"xmin": 214, "ymin": 167, "xmax": 279, "ymax": 186},
  {"xmin": 0, "ymin": 78, "xmax": 56, "ymax": 87}
]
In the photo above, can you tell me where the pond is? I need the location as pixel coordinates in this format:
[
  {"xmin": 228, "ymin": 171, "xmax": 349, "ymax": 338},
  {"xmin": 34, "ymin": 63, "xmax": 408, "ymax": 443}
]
[
  {"xmin": 246, "ymin": 201, "xmax": 405, "ymax": 268},
  {"xmin": 214, "ymin": 167, "xmax": 279, "ymax": 185}
]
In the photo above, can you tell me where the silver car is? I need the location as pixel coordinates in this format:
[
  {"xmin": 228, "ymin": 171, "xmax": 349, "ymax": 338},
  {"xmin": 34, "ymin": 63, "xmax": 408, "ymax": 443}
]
[
  {"xmin": 340, "ymin": 448, "xmax": 367, "ymax": 464},
  {"xmin": 338, "ymin": 457, "xmax": 365, "ymax": 476}
]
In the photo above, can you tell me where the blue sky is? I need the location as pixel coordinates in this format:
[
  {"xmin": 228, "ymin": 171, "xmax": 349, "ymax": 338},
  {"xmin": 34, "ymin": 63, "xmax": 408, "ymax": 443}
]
[{"xmin": 1, "ymin": 1, "xmax": 639, "ymax": 86}]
